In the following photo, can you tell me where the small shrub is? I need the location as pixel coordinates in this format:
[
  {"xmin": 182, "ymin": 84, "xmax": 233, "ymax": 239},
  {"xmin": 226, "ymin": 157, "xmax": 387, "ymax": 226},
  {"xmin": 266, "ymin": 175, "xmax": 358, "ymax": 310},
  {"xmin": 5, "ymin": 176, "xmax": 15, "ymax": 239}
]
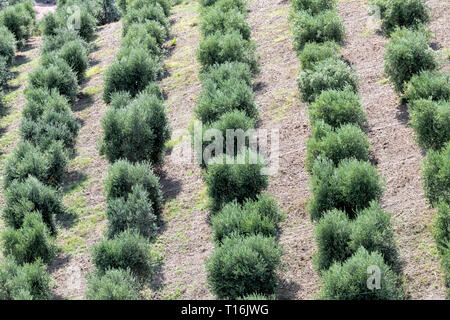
[
  {"xmin": 206, "ymin": 234, "xmax": 282, "ymax": 299},
  {"xmin": 308, "ymin": 89, "xmax": 367, "ymax": 129},
  {"xmin": 0, "ymin": 26, "xmax": 16, "ymax": 65},
  {"xmin": 106, "ymin": 184, "xmax": 158, "ymax": 239},
  {"xmin": 22, "ymin": 87, "xmax": 70, "ymax": 120},
  {"xmin": 3, "ymin": 141, "xmax": 67, "ymax": 188},
  {"xmin": 195, "ymin": 77, "xmax": 257, "ymax": 124},
  {"xmin": 384, "ymin": 28, "xmax": 437, "ymax": 92},
  {"xmin": 2, "ymin": 176, "xmax": 64, "ymax": 235},
  {"xmin": 211, "ymin": 194, "xmax": 281, "ymax": 243},
  {"xmin": 306, "ymin": 121, "xmax": 370, "ymax": 171},
  {"xmin": 314, "ymin": 209, "xmax": 352, "ymax": 271},
  {"xmin": 122, "ymin": 4, "xmax": 169, "ymax": 36},
  {"xmin": 212, "ymin": 0, "xmax": 248, "ymax": 14},
  {"xmin": 69, "ymin": 8, "xmax": 97, "ymax": 41},
  {"xmin": 97, "ymin": 0, "xmax": 121, "ymax": 25},
  {"xmin": 308, "ymin": 158, "xmax": 384, "ymax": 220},
  {"xmin": 298, "ymin": 58, "xmax": 358, "ymax": 103},
  {"xmin": 103, "ymin": 48, "xmax": 161, "ymax": 103},
  {"xmin": 20, "ymin": 104, "xmax": 80, "ymax": 150},
  {"xmin": 350, "ymin": 201, "xmax": 399, "ymax": 270},
  {"xmin": 319, "ymin": 247, "xmax": 402, "ymax": 300},
  {"xmin": 100, "ymin": 92, "xmax": 171, "ymax": 164},
  {"xmin": 124, "ymin": 20, "xmax": 167, "ymax": 46},
  {"xmin": 409, "ymin": 99, "xmax": 450, "ymax": 151},
  {"xmin": 0, "ymin": 2, "xmax": 34, "ymax": 49},
  {"xmin": 0, "ymin": 258, "xmax": 51, "ymax": 300},
  {"xmin": 40, "ymin": 13, "xmax": 59, "ymax": 36},
  {"xmin": 57, "ymin": 40, "xmax": 89, "ymax": 82},
  {"xmin": 375, "ymin": 0, "xmax": 430, "ymax": 36},
  {"xmin": 403, "ymin": 71, "xmax": 450, "ymax": 103},
  {"xmin": 298, "ymin": 41, "xmax": 340, "ymax": 70},
  {"xmin": 198, "ymin": 31, "xmax": 258, "ymax": 73},
  {"xmin": 290, "ymin": 0, "xmax": 337, "ymax": 14},
  {"xmin": 28, "ymin": 59, "xmax": 79, "ymax": 104},
  {"xmin": 121, "ymin": 23, "xmax": 162, "ymax": 57},
  {"xmin": 109, "ymin": 91, "xmax": 132, "ymax": 109},
  {"xmin": 291, "ymin": 10, "xmax": 344, "ymax": 52},
  {"xmin": 200, "ymin": 7, "xmax": 250, "ymax": 40},
  {"xmin": 1, "ymin": 212, "xmax": 56, "ymax": 265},
  {"xmin": 200, "ymin": 61, "xmax": 252, "ymax": 87},
  {"xmin": 86, "ymin": 269, "xmax": 141, "ymax": 300},
  {"xmin": 204, "ymin": 150, "xmax": 268, "ymax": 212},
  {"xmin": 197, "ymin": 110, "xmax": 256, "ymax": 164},
  {"xmin": 104, "ymin": 159, "xmax": 162, "ymax": 215},
  {"xmin": 423, "ymin": 142, "xmax": 450, "ymax": 206},
  {"xmin": 126, "ymin": 0, "xmax": 171, "ymax": 17},
  {"xmin": 92, "ymin": 230, "xmax": 155, "ymax": 281},
  {"xmin": 42, "ymin": 28, "xmax": 88, "ymax": 54}
]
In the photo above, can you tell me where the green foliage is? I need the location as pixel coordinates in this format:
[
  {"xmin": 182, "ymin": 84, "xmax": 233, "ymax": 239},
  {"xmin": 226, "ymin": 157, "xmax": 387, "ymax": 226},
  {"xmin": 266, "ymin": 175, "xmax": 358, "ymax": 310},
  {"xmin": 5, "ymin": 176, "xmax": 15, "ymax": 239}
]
[
  {"xmin": 97, "ymin": 0, "xmax": 121, "ymax": 25},
  {"xmin": 200, "ymin": 61, "xmax": 252, "ymax": 87},
  {"xmin": 198, "ymin": 31, "xmax": 258, "ymax": 73},
  {"xmin": 298, "ymin": 58, "xmax": 358, "ymax": 103},
  {"xmin": 100, "ymin": 92, "xmax": 171, "ymax": 164},
  {"xmin": 384, "ymin": 28, "xmax": 437, "ymax": 92},
  {"xmin": 308, "ymin": 89, "xmax": 367, "ymax": 129},
  {"xmin": 92, "ymin": 230, "xmax": 155, "ymax": 281},
  {"xmin": 0, "ymin": 1, "xmax": 35, "ymax": 49},
  {"xmin": 3, "ymin": 141, "xmax": 67, "ymax": 188},
  {"xmin": 103, "ymin": 47, "xmax": 161, "ymax": 103},
  {"xmin": 40, "ymin": 13, "xmax": 59, "ymax": 36},
  {"xmin": 204, "ymin": 150, "xmax": 269, "ymax": 212},
  {"xmin": 308, "ymin": 158, "xmax": 384, "ymax": 220},
  {"xmin": 86, "ymin": 268, "xmax": 141, "ymax": 300},
  {"xmin": 0, "ymin": 258, "xmax": 52, "ymax": 300},
  {"xmin": 126, "ymin": 0, "xmax": 171, "ymax": 17},
  {"xmin": 298, "ymin": 41, "xmax": 340, "ymax": 70},
  {"xmin": 200, "ymin": 7, "xmax": 250, "ymax": 40},
  {"xmin": 291, "ymin": 10, "xmax": 344, "ymax": 52},
  {"xmin": 104, "ymin": 159, "xmax": 162, "ymax": 215},
  {"xmin": 28, "ymin": 58, "xmax": 79, "ymax": 104},
  {"xmin": 2, "ymin": 176, "xmax": 64, "ymax": 235},
  {"xmin": 290, "ymin": 0, "xmax": 336, "ymax": 14},
  {"xmin": 1, "ymin": 212, "xmax": 56, "ymax": 265},
  {"xmin": 375, "ymin": 0, "xmax": 430, "ymax": 36},
  {"xmin": 319, "ymin": 247, "xmax": 402, "ymax": 300},
  {"xmin": 197, "ymin": 110, "xmax": 256, "ymax": 165},
  {"xmin": 206, "ymin": 234, "xmax": 282, "ymax": 299},
  {"xmin": 211, "ymin": 194, "xmax": 281, "ymax": 243},
  {"xmin": 306, "ymin": 121, "xmax": 370, "ymax": 172},
  {"xmin": 403, "ymin": 71, "xmax": 450, "ymax": 103},
  {"xmin": 57, "ymin": 40, "xmax": 89, "ymax": 82},
  {"xmin": 211, "ymin": 0, "xmax": 248, "ymax": 14},
  {"xmin": 434, "ymin": 201, "xmax": 449, "ymax": 256},
  {"xmin": 314, "ymin": 209, "xmax": 352, "ymax": 271},
  {"xmin": 106, "ymin": 184, "xmax": 158, "ymax": 239},
  {"xmin": 350, "ymin": 201, "xmax": 399, "ymax": 270},
  {"xmin": 409, "ymin": 99, "xmax": 449, "ymax": 151},
  {"xmin": 121, "ymin": 23, "xmax": 162, "ymax": 57},
  {"xmin": 0, "ymin": 56, "xmax": 12, "ymax": 87},
  {"xmin": 0, "ymin": 26, "xmax": 16, "ymax": 65},
  {"xmin": 122, "ymin": 4, "xmax": 169, "ymax": 36},
  {"xmin": 423, "ymin": 142, "xmax": 450, "ymax": 206},
  {"xmin": 195, "ymin": 75, "xmax": 257, "ymax": 124},
  {"xmin": 20, "ymin": 102, "xmax": 80, "ymax": 150},
  {"xmin": 42, "ymin": 28, "xmax": 88, "ymax": 54}
]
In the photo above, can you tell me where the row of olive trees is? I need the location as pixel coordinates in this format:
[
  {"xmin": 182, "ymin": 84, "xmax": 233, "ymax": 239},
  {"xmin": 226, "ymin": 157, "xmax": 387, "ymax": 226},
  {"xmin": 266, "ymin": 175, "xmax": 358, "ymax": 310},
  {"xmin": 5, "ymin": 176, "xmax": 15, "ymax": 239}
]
[
  {"xmin": 85, "ymin": 0, "xmax": 173, "ymax": 300},
  {"xmin": 0, "ymin": 0, "xmax": 100, "ymax": 299},
  {"xmin": 291, "ymin": 0, "xmax": 403, "ymax": 300},
  {"xmin": 378, "ymin": 0, "xmax": 449, "ymax": 298}
]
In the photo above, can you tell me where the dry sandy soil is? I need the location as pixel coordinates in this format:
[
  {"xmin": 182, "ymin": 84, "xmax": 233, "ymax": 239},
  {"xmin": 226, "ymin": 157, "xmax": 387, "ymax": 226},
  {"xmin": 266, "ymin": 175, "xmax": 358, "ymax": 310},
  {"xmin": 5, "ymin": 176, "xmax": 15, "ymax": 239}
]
[{"xmin": 0, "ymin": 0, "xmax": 448, "ymax": 300}]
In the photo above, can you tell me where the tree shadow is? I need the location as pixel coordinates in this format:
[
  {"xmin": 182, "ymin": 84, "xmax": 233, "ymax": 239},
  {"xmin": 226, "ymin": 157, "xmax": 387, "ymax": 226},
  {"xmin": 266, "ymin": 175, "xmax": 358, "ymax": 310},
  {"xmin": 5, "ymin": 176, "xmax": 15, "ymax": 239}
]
[
  {"xmin": 276, "ymin": 278, "xmax": 301, "ymax": 300},
  {"xmin": 72, "ymin": 92, "xmax": 95, "ymax": 112},
  {"xmin": 63, "ymin": 170, "xmax": 89, "ymax": 195},
  {"xmin": 158, "ymin": 169, "xmax": 183, "ymax": 203},
  {"xmin": 394, "ymin": 103, "xmax": 410, "ymax": 126},
  {"xmin": 253, "ymin": 81, "xmax": 267, "ymax": 92},
  {"xmin": 13, "ymin": 54, "xmax": 30, "ymax": 67}
]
